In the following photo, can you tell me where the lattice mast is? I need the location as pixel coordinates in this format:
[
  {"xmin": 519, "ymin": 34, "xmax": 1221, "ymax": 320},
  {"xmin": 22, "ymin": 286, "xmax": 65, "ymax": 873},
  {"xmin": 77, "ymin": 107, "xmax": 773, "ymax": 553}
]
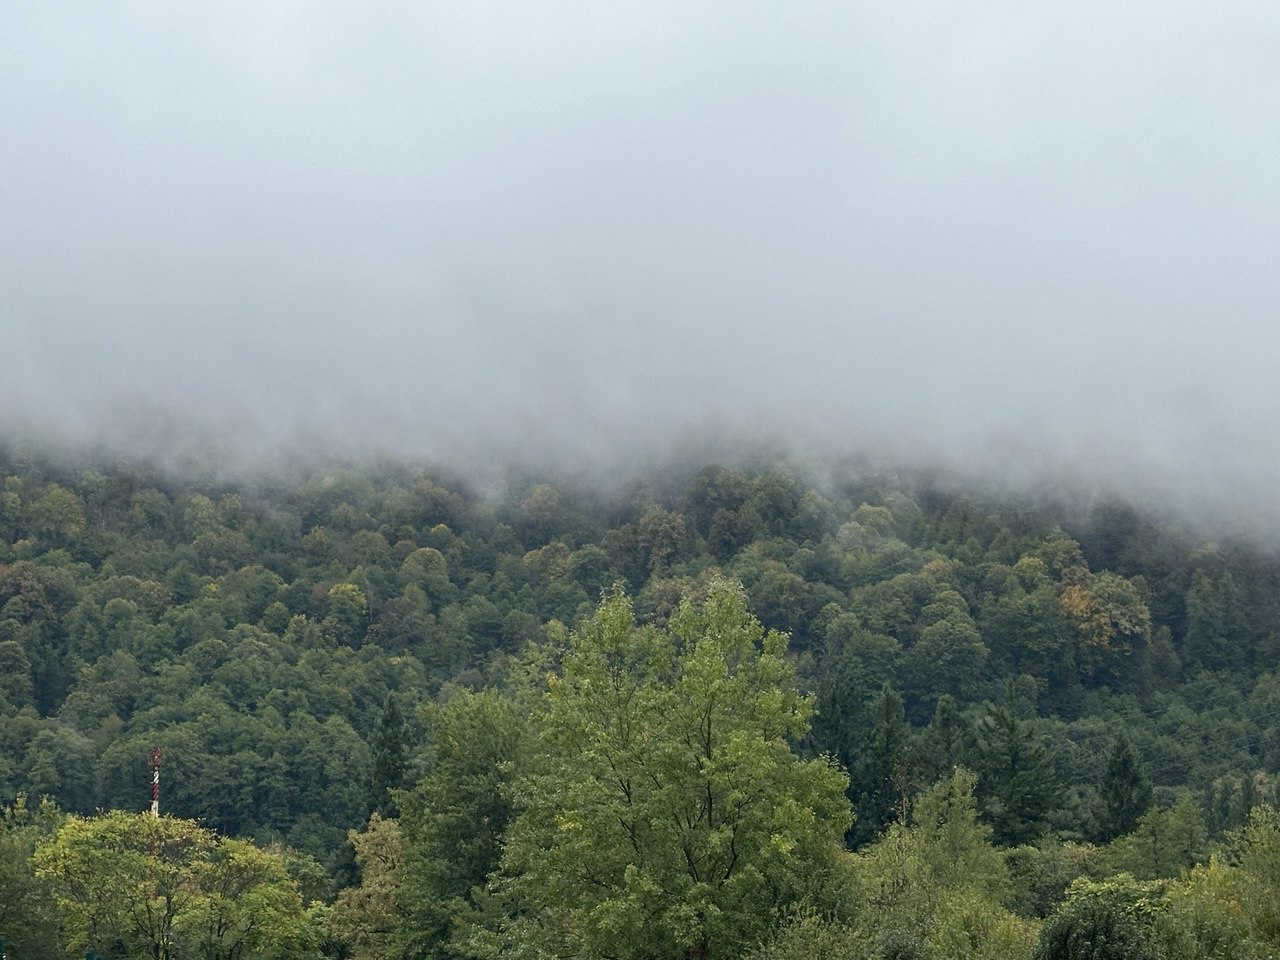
[{"xmin": 148, "ymin": 746, "xmax": 164, "ymax": 817}]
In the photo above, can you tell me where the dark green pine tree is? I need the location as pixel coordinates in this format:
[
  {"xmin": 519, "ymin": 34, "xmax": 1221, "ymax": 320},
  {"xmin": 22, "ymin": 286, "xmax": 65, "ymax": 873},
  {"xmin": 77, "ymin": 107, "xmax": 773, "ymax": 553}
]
[
  {"xmin": 849, "ymin": 684, "xmax": 916, "ymax": 847},
  {"xmin": 1183, "ymin": 569, "xmax": 1247, "ymax": 672},
  {"xmin": 973, "ymin": 693, "xmax": 1063, "ymax": 846},
  {"xmin": 367, "ymin": 692, "xmax": 410, "ymax": 819},
  {"xmin": 918, "ymin": 693, "xmax": 974, "ymax": 785},
  {"xmin": 1099, "ymin": 733, "xmax": 1153, "ymax": 841}
]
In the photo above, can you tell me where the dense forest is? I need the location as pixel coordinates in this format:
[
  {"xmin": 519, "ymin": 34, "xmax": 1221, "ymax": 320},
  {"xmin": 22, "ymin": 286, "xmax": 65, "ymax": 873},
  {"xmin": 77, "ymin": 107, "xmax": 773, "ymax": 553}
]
[{"xmin": 4, "ymin": 440, "xmax": 1280, "ymax": 959}]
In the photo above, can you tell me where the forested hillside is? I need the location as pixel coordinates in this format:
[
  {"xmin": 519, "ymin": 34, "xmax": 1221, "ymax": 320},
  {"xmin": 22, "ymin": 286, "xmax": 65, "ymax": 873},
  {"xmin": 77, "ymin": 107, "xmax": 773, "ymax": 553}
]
[{"xmin": 4, "ymin": 442, "xmax": 1280, "ymax": 958}]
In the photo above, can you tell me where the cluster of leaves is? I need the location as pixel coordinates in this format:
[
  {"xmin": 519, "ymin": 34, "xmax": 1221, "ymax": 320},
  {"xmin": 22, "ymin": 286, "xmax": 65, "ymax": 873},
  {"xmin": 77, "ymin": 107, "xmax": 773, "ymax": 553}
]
[{"xmin": 1, "ymin": 800, "xmax": 323, "ymax": 960}]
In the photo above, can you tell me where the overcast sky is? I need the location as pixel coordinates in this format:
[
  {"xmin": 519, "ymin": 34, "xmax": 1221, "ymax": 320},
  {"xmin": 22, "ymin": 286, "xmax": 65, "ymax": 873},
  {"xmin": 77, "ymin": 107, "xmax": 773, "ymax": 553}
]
[{"xmin": 4, "ymin": 3, "xmax": 1280, "ymax": 511}]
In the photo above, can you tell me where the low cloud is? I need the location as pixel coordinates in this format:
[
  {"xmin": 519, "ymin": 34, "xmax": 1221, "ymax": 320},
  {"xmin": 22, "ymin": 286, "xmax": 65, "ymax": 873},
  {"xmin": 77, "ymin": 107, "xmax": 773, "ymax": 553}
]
[{"xmin": 4, "ymin": 2, "xmax": 1279, "ymax": 524}]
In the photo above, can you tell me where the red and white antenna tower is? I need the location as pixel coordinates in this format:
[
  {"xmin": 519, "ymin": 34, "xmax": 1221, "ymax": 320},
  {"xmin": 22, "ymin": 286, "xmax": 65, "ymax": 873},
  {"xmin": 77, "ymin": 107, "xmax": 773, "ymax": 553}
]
[{"xmin": 148, "ymin": 747, "xmax": 164, "ymax": 817}]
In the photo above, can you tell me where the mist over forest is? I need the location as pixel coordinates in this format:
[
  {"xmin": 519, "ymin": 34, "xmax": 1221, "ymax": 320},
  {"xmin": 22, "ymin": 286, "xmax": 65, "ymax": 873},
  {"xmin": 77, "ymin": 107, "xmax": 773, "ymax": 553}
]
[{"xmin": 5, "ymin": 1, "xmax": 1280, "ymax": 529}]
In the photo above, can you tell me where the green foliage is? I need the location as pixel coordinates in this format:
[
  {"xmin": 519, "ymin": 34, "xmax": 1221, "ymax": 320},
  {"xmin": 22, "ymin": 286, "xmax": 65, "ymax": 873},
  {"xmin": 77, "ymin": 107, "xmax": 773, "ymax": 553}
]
[
  {"xmin": 917, "ymin": 694, "xmax": 973, "ymax": 784},
  {"xmin": 486, "ymin": 580, "xmax": 851, "ymax": 960},
  {"xmin": 324, "ymin": 582, "xmax": 369, "ymax": 647},
  {"xmin": 1159, "ymin": 857, "xmax": 1268, "ymax": 960},
  {"xmin": 1206, "ymin": 804, "xmax": 1280, "ymax": 948},
  {"xmin": 1106, "ymin": 796, "xmax": 1208, "ymax": 880},
  {"xmin": 326, "ymin": 814, "xmax": 406, "ymax": 960},
  {"xmin": 0, "ymin": 794, "xmax": 64, "ymax": 960},
  {"xmin": 1034, "ymin": 875, "xmax": 1166, "ymax": 960},
  {"xmin": 396, "ymin": 688, "xmax": 527, "ymax": 960},
  {"xmin": 367, "ymin": 692, "xmax": 410, "ymax": 818},
  {"xmin": 5, "ymin": 443, "xmax": 1280, "ymax": 956},
  {"xmin": 902, "ymin": 588, "xmax": 987, "ymax": 710},
  {"xmin": 1005, "ymin": 839, "xmax": 1106, "ymax": 919},
  {"xmin": 1183, "ymin": 570, "xmax": 1247, "ymax": 673},
  {"xmin": 1099, "ymin": 733, "xmax": 1153, "ymax": 841},
  {"xmin": 181, "ymin": 835, "xmax": 321, "ymax": 960},
  {"xmin": 745, "ymin": 910, "xmax": 868, "ymax": 960},
  {"xmin": 33, "ymin": 811, "xmax": 317, "ymax": 959},
  {"xmin": 925, "ymin": 888, "xmax": 1040, "ymax": 960},
  {"xmin": 850, "ymin": 769, "xmax": 1034, "ymax": 959},
  {"xmin": 847, "ymin": 684, "xmax": 915, "ymax": 846},
  {"xmin": 973, "ymin": 696, "xmax": 1063, "ymax": 846},
  {"xmin": 911, "ymin": 768, "xmax": 1010, "ymax": 897},
  {"xmin": 0, "ymin": 639, "xmax": 34, "ymax": 712},
  {"xmin": 979, "ymin": 555, "xmax": 1073, "ymax": 709}
]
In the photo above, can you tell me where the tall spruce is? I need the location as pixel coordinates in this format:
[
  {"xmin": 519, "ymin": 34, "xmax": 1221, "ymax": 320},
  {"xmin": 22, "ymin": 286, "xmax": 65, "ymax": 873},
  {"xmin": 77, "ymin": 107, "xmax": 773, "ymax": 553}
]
[
  {"xmin": 1099, "ymin": 733, "xmax": 1153, "ymax": 841},
  {"xmin": 849, "ymin": 683, "xmax": 916, "ymax": 846},
  {"xmin": 367, "ymin": 692, "xmax": 410, "ymax": 819},
  {"xmin": 919, "ymin": 693, "xmax": 974, "ymax": 785},
  {"xmin": 973, "ymin": 692, "xmax": 1062, "ymax": 846}
]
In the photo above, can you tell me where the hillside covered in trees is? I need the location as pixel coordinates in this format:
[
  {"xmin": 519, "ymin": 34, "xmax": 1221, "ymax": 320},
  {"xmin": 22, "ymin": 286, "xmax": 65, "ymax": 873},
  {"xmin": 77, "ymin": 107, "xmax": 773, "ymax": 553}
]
[{"xmin": 4, "ymin": 441, "xmax": 1280, "ymax": 959}]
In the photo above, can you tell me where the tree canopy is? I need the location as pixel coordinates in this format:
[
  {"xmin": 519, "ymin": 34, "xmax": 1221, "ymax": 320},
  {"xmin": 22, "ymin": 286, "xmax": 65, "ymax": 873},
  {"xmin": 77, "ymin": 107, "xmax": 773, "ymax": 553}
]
[
  {"xmin": 32, "ymin": 810, "xmax": 318, "ymax": 960},
  {"xmin": 5, "ymin": 443, "xmax": 1280, "ymax": 957},
  {"xmin": 485, "ymin": 580, "xmax": 851, "ymax": 960}
]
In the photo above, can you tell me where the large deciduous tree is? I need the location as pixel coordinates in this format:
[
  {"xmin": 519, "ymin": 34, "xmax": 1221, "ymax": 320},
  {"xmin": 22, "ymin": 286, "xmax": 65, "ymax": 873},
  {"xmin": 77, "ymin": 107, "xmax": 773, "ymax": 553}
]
[
  {"xmin": 1034, "ymin": 876, "xmax": 1165, "ymax": 960},
  {"xmin": 33, "ymin": 811, "xmax": 316, "ymax": 960},
  {"xmin": 483, "ymin": 579, "xmax": 851, "ymax": 960}
]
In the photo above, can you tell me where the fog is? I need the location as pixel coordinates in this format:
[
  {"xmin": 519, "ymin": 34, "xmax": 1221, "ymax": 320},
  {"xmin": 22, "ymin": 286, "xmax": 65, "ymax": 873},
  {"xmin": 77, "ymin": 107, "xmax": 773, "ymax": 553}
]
[{"xmin": 4, "ymin": 3, "xmax": 1280, "ymax": 518}]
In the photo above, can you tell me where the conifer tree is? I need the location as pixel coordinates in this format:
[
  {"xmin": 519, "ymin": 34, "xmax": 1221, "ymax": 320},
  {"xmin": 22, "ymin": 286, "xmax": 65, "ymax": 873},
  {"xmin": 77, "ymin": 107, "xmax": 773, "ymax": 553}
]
[
  {"xmin": 973, "ymin": 694, "xmax": 1062, "ymax": 846},
  {"xmin": 1099, "ymin": 733, "xmax": 1153, "ymax": 841},
  {"xmin": 1183, "ymin": 570, "xmax": 1247, "ymax": 672},
  {"xmin": 1107, "ymin": 794, "xmax": 1208, "ymax": 880},
  {"xmin": 850, "ymin": 684, "xmax": 916, "ymax": 846},
  {"xmin": 367, "ymin": 692, "xmax": 409, "ymax": 819},
  {"xmin": 919, "ymin": 693, "xmax": 974, "ymax": 784}
]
